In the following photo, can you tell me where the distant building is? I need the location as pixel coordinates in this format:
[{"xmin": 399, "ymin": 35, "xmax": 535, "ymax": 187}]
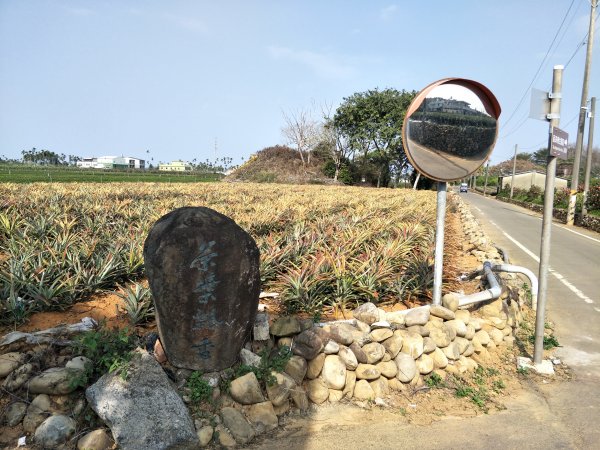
[
  {"xmin": 159, "ymin": 160, "xmax": 193, "ymax": 172},
  {"xmin": 77, "ymin": 156, "xmax": 145, "ymax": 169},
  {"xmin": 425, "ymin": 97, "xmax": 481, "ymax": 116},
  {"xmin": 499, "ymin": 170, "xmax": 568, "ymax": 191}
]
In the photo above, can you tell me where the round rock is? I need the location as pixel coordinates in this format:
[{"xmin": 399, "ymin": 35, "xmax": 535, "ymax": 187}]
[
  {"xmin": 306, "ymin": 353, "xmax": 326, "ymax": 379},
  {"xmin": 394, "ymin": 353, "xmax": 417, "ymax": 383},
  {"xmin": 352, "ymin": 302, "xmax": 380, "ymax": 325},
  {"xmin": 327, "ymin": 325, "xmax": 354, "ymax": 345},
  {"xmin": 197, "ymin": 426, "xmax": 214, "ymax": 447},
  {"xmin": 381, "ymin": 332, "xmax": 404, "ymax": 358},
  {"xmin": 399, "ymin": 332, "xmax": 424, "ymax": 359},
  {"xmin": 293, "ymin": 330, "xmax": 324, "ymax": 360},
  {"xmin": 5, "ymin": 402, "xmax": 27, "ymax": 427},
  {"xmin": 430, "ymin": 305, "xmax": 455, "ymax": 321},
  {"xmin": 0, "ymin": 352, "xmax": 25, "ymax": 378},
  {"xmin": 28, "ymin": 368, "xmax": 83, "ymax": 395},
  {"xmin": 405, "ymin": 307, "xmax": 430, "ymax": 327},
  {"xmin": 321, "ymin": 355, "xmax": 347, "ymax": 390},
  {"xmin": 416, "ymin": 354, "xmax": 434, "ymax": 375},
  {"xmin": 229, "ymin": 372, "xmax": 265, "ymax": 404},
  {"xmin": 34, "ymin": 415, "xmax": 76, "ymax": 448},
  {"xmin": 442, "ymin": 293, "xmax": 460, "ymax": 312},
  {"xmin": 284, "ymin": 355, "xmax": 308, "ymax": 384},
  {"xmin": 355, "ymin": 364, "xmax": 381, "ymax": 380},
  {"xmin": 266, "ymin": 372, "xmax": 295, "ymax": 406},
  {"xmin": 338, "ymin": 346, "xmax": 359, "ymax": 370},
  {"xmin": 362, "ymin": 342, "xmax": 386, "ymax": 364},
  {"xmin": 370, "ymin": 328, "xmax": 393, "ymax": 342},
  {"xmin": 353, "ymin": 379, "xmax": 375, "ymax": 400},
  {"xmin": 307, "ymin": 378, "xmax": 329, "ymax": 404},
  {"xmin": 375, "ymin": 361, "xmax": 398, "ymax": 379},
  {"xmin": 323, "ymin": 340, "xmax": 340, "ymax": 354},
  {"xmin": 77, "ymin": 429, "xmax": 113, "ymax": 450},
  {"xmin": 270, "ymin": 317, "xmax": 301, "ymax": 337}
]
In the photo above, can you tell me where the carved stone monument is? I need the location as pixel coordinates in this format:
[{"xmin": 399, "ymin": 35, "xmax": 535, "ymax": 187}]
[{"xmin": 143, "ymin": 207, "xmax": 260, "ymax": 371}]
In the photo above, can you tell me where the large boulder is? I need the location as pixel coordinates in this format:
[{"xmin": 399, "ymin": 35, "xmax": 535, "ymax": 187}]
[
  {"xmin": 86, "ymin": 351, "xmax": 198, "ymax": 450},
  {"xmin": 144, "ymin": 207, "xmax": 260, "ymax": 371}
]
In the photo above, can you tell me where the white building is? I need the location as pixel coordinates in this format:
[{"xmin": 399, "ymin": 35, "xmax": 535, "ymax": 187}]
[
  {"xmin": 77, "ymin": 156, "xmax": 145, "ymax": 170},
  {"xmin": 159, "ymin": 160, "xmax": 193, "ymax": 172},
  {"xmin": 499, "ymin": 170, "xmax": 568, "ymax": 191}
]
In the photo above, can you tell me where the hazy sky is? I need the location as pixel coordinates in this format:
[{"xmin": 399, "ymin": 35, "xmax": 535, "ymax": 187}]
[{"xmin": 1, "ymin": 0, "xmax": 598, "ymax": 167}]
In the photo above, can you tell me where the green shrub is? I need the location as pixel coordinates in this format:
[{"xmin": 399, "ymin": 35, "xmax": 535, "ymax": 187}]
[
  {"xmin": 586, "ymin": 185, "xmax": 600, "ymax": 211},
  {"xmin": 554, "ymin": 187, "xmax": 570, "ymax": 208},
  {"xmin": 425, "ymin": 372, "xmax": 443, "ymax": 388},
  {"xmin": 187, "ymin": 371, "xmax": 214, "ymax": 404},
  {"xmin": 233, "ymin": 346, "xmax": 292, "ymax": 387},
  {"xmin": 528, "ymin": 333, "xmax": 560, "ymax": 349},
  {"xmin": 527, "ymin": 185, "xmax": 543, "ymax": 203},
  {"xmin": 74, "ymin": 326, "xmax": 138, "ymax": 382}
]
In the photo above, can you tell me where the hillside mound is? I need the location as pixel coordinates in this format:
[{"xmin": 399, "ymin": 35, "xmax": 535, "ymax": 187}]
[{"xmin": 227, "ymin": 145, "xmax": 336, "ymax": 184}]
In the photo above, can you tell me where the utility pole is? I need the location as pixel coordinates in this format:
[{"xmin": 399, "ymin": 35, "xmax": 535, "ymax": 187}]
[
  {"xmin": 582, "ymin": 97, "xmax": 596, "ymax": 216},
  {"xmin": 567, "ymin": 0, "xmax": 596, "ymax": 225},
  {"xmin": 510, "ymin": 144, "xmax": 518, "ymax": 199},
  {"xmin": 534, "ymin": 65, "xmax": 563, "ymax": 365},
  {"xmin": 483, "ymin": 161, "xmax": 490, "ymax": 196}
]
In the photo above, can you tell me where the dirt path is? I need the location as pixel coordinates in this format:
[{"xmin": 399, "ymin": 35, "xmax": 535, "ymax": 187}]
[{"xmin": 248, "ymin": 380, "xmax": 581, "ymax": 450}]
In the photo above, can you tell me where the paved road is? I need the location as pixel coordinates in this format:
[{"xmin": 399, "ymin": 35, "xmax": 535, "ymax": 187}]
[
  {"xmin": 459, "ymin": 191, "xmax": 600, "ymax": 449},
  {"xmin": 459, "ymin": 191, "xmax": 600, "ymax": 379}
]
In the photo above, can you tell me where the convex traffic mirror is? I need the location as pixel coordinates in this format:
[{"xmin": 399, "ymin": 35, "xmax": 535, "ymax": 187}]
[{"xmin": 402, "ymin": 78, "xmax": 501, "ymax": 182}]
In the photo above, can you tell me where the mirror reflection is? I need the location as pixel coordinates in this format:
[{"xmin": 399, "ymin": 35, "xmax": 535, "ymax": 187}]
[{"xmin": 405, "ymin": 82, "xmax": 498, "ymax": 181}]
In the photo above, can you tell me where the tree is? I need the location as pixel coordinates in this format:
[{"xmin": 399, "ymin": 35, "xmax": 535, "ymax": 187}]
[
  {"xmin": 531, "ymin": 148, "xmax": 549, "ymax": 166},
  {"xmin": 333, "ymin": 88, "xmax": 416, "ymax": 187},
  {"xmin": 319, "ymin": 102, "xmax": 354, "ymax": 182},
  {"xmin": 21, "ymin": 148, "xmax": 66, "ymax": 165},
  {"xmin": 281, "ymin": 108, "xmax": 322, "ymax": 168}
]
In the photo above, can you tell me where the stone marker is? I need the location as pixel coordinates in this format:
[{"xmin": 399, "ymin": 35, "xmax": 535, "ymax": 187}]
[{"xmin": 144, "ymin": 207, "xmax": 260, "ymax": 371}]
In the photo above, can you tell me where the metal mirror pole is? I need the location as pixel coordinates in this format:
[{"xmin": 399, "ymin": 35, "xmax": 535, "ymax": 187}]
[{"xmin": 432, "ymin": 181, "xmax": 447, "ymax": 305}]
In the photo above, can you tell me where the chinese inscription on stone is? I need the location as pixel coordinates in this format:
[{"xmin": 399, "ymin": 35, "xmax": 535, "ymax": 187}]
[{"xmin": 143, "ymin": 207, "xmax": 260, "ymax": 371}]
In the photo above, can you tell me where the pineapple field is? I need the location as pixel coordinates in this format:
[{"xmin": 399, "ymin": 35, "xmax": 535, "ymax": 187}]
[{"xmin": 0, "ymin": 182, "xmax": 462, "ymax": 326}]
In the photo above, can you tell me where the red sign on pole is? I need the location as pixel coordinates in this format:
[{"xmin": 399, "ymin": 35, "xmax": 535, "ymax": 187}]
[{"xmin": 550, "ymin": 127, "xmax": 568, "ymax": 159}]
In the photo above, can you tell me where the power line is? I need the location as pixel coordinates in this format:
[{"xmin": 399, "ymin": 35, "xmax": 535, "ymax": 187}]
[
  {"xmin": 499, "ymin": 112, "xmax": 530, "ymax": 139},
  {"xmin": 564, "ymin": 34, "xmax": 588, "ymax": 70},
  {"xmin": 500, "ymin": 0, "xmax": 577, "ymax": 131},
  {"xmin": 519, "ymin": 111, "xmax": 581, "ymax": 150},
  {"xmin": 500, "ymin": 9, "xmax": 599, "ymax": 141},
  {"xmin": 553, "ymin": 0, "xmax": 585, "ymax": 58}
]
